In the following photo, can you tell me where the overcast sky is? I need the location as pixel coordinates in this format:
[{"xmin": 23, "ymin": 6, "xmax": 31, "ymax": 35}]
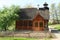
[{"xmin": 0, "ymin": 0, "xmax": 60, "ymax": 8}]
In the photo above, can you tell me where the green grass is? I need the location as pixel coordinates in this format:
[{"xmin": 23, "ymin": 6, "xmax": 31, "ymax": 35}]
[
  {"xmin": 0, "ymin": 37, "xmax": 37, "ymax": 40},
  {"xmin": 0, "ymin": 37, "xmax": 51, "ymax": 40},
  {"xmin": 54, "ymin": 24, "xmax": 60, "ymax": 30},
  {"xmin": 13, "ymin": 37, "xmax": 37, "ymax": 40},
  {"xmin": 49, "ymin": 24, "xmax": 60, "ymax": 30}
]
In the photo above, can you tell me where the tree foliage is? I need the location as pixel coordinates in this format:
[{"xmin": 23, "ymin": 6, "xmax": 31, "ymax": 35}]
[
  {"xmin": 50, "ymin": 3, "xmax": 60, "ymax": 24},
  {"xmin": 0, "ymin": 5, "xmax": 20, "ymax": 31}
]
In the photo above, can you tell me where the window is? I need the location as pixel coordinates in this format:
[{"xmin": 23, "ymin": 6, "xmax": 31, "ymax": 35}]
[
  {"xmin": 19, "ymin": 21, "xmax": 23, "ymax": 26},
  {"xmin": 35, "ymin": 22, "xmax": 38, "ymax": 27},
  {"xmin": 39, "ymin": 22, "xmax": 43, "ymax": 27},
  {"xmin": 18, "ymin": 21, "xmax": 33, "ymax": 26},
  {"xmin": 24, "ymin": 21, "xmax": 27, "ymax": 26},
  {"xmin": 29, "ymin": 21, "xmax": 32, "ymax": 26}
]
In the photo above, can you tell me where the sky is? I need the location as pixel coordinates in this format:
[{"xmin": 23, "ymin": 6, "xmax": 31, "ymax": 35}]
[{"xmin": 0, "ymin": 0, "xmax": 60, "ymax": 8}]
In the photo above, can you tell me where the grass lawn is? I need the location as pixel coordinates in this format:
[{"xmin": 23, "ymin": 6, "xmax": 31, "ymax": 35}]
[
  {"xmin": 0, "ymin": 37, "xmax": 37, "ymax": 40},
  {"xmin": 0, "ymin": 37, "xmax": 51, "ymax": 40},
  {"xmin": 49, "ymin": 24, "xmax": 60, "ymax": 30}
]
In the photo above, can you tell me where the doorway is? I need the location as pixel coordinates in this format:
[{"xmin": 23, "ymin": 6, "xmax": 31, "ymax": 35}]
[{"xmin": 33, "ymin": 21, "xmax": 44, "ymax": 31}]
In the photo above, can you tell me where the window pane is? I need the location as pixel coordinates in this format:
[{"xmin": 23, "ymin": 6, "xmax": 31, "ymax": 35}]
[
  {"xmin": 35, "ymin": 22, "xmax": 38, "ymax": 27},
  {"xmin": 18, "ymin": 21, "xmax": 23, "ymax": 26},
  {"xmin": 29, "ymin": 21, "xmax": 32, "ymax": 26},
  {"xmin": 24, "ymin": 21, "xmax": 27, "ymax": 26},
  {"xmin": 39, "ymin": 22, "xmax": 43, "ymax": 27}
]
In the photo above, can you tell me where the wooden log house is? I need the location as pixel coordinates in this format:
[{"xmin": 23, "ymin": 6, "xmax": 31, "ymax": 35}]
[{"xmin": 16, "ymin": 2, "xmax": 49, "ymax": 31}]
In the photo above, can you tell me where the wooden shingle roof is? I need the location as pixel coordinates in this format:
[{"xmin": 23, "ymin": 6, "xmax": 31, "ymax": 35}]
[{"xmin": 19, "ymin": 8, "xmax": 49, "ymax": 20}]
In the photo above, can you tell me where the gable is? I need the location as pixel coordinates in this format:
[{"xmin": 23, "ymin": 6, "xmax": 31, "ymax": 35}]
[{"xmin": 33, "ymin": 13, "xmax": 44, "ymax": 21}]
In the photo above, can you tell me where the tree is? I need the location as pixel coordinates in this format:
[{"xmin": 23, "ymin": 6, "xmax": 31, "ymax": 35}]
[
  {"xmin": 0, "ymin": 5, "xmax": 20, "ymax": 31},
  {"xmin": 57, "ymin": 3, "xmax": 60, "ymax": 21},
  {"xmin": 50, "ymin": 4, "xmax": 55, "ymax": 23},
  {"xmin": 50, "ymin": 3, "xmax": 60, "ymax": 24}
]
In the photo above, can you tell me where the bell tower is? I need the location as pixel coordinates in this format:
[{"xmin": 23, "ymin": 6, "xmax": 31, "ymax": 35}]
[
  {"xmin": 43, "ymin": 2, "xmax": 49, "ymax": 31},
  {"xmin": 43, "ymin": 2, "xmax": 49, "ymax": 10}
]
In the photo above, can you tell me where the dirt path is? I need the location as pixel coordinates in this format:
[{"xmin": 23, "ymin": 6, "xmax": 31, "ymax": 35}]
[
  {"xmin": 51, "ymin": 32, "xmax": 60, "ymax": 40},
  {"xmin": 49, "ymin": 26, "xmax": 60, "ymax": 40}
]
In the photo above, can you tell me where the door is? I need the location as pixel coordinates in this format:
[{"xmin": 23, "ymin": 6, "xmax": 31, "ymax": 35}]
[{"xmin": 33, "ymin": 21, "xmax": 44, "ymax": 31}]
